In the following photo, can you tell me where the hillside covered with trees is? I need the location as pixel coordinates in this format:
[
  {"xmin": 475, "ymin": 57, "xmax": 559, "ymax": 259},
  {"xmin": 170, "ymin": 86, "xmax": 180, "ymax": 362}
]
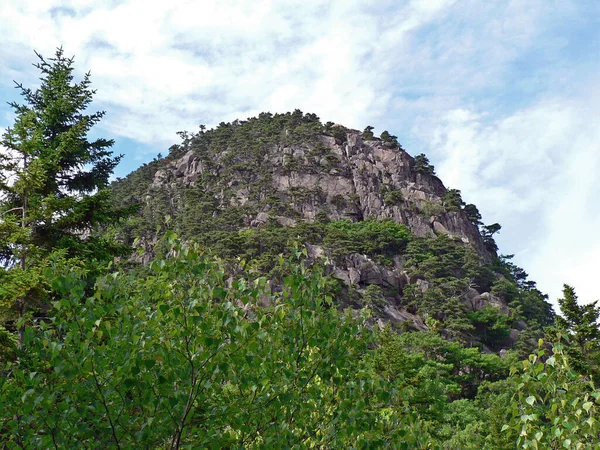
[{"xmin": 1, "ymin": 49, "xmax": 599, "ymax": 449}]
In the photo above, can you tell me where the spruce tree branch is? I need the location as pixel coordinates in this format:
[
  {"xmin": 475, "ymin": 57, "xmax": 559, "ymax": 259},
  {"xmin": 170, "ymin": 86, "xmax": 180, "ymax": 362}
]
[{"xmin": 0, "ymin": 207, "xmax": 24, "ymax": 217}]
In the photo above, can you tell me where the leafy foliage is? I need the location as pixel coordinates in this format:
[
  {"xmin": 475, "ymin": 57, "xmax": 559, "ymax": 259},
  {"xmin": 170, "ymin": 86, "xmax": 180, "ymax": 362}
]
[
  {"xmin": 492, "ymin": 254, "xmax": 555, "ymax": 328},
  {"xmin": 468, "ymin": 305, "xmax": 511, "ymax": 347},
  {"xmin": 403, "ymin": 234, "xmax": 495, "ymax": 331},
  {"xmin": 381, "ymin": 184, "xmax": 404, "ymax": 206},
  {"xmin": 0, "ymin": 233, "xmax": 582, "ymax": 449},
  {"xmin": 0, "ymin": 234, "xmax": 415, "ymax": 448},
  {"xmin": 481, "ymin": 223, "xmax": 501, "ymax": 253},
  {"xmin": 323, "ymin": 219, "xmax": 410, "ymax": 263},
  {"xmin": 503, "ymin": 339, "xmax": 600, "ymax": 449},
  {"xmin": 548, "ymin": 285, "xmax": 600, "ymax": 377},
  {"xmin": 443, "ymin": 189, "xmax": 465, "ymax": 211},
  {"xmin": 464, "ymin": 203, "xmax": 483, "ymax": 226}
]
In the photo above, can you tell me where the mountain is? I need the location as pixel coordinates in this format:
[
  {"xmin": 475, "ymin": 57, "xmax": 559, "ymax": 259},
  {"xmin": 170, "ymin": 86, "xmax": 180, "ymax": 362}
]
[
  {"xmin": 109, "ymin": 110, "xmax": 553, "ymax": 351},
  {"xmin": 5, "ymin": 52, "xmax": 598, "ymax": 449}
]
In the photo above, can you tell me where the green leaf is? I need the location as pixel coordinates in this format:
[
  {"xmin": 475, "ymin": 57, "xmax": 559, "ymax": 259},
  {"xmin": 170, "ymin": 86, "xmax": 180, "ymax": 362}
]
[{"xmin": 21, "ymin": 389, "xmax": 34, "ymax": 403}]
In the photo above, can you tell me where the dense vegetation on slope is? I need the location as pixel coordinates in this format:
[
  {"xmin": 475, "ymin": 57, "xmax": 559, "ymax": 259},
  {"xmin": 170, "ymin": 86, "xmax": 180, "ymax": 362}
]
[
  {"xmin": 1, "ymin": 50, "xmax": 600, "ymax": 449},
  {"xmin": 108, "ymin": 108, "xmax": 554, "ymax": 349}
]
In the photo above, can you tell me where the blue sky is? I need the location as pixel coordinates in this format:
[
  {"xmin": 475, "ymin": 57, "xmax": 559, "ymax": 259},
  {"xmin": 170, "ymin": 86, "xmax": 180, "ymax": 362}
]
[{"xmin": 1, "ymin": 0, "xmax": 599, "ymax": 306}]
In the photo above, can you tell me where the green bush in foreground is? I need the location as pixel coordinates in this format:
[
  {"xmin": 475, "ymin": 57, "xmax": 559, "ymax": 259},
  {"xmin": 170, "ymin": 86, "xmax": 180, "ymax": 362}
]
[
  {"xmin": 1, "ymin": 233, "xmax": 598, "ymax": 449},
  {"xmin": 0, "ymin": 233, "xmax": 418, "ymax": 449},
  {"xmin": 503, "ymin": 339, "xmax": 600, "ymax": 449}
]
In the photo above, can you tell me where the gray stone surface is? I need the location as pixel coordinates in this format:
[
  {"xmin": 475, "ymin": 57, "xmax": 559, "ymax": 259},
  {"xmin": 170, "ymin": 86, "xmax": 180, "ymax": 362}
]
[{"xmin": 136, "ymin": 127, "xmax": 511, "ymax": 340}]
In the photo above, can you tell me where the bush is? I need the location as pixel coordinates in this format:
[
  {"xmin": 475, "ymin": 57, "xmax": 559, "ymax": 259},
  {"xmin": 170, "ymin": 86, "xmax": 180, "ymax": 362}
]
[
  {"xmin": 468, "ymin": 306, "xmax": 511, "ymax": 349},
  {"xmin": 380, "ymin": 130, "xmax": 399, "ymax": 147},
  {"xmin": 384, "ymin": 189, "xmax": 404, "ymax": 206},
  {"xmin": 324, "ymin": 219, "xmax": 410, "ymax": 263},
  {"xmin": 0, "ymin": 234, "xmax": 414, "ymax": 448},
  {"xmin": 502, "ymin": 340, "xmax": 600, "ymax": 449},
  {"xmin": 420, "ymin": 200, "xmax": 446, "ymax": 217}
]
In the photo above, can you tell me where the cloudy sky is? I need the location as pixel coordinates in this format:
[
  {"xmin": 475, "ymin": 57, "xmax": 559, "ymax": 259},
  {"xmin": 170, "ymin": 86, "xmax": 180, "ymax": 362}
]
[{"xmin": 1, "ymin": 0, "xmax": 599, "ymax": 306}]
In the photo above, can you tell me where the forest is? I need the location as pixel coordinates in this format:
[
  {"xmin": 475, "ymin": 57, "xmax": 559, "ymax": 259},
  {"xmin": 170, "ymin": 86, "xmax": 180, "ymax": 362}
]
[{"xmin": 1, "ymin": 49, "xmax": 599, "ymax": 449}]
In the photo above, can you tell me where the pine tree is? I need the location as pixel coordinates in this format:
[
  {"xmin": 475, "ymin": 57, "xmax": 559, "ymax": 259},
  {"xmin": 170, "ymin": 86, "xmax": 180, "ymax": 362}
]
[
  {"xmin": 481, "ymin": 223, "xmax": 501, "ymax": 253},
  {"xmin": 0, "ymin": 48, "xmax": 127, "ymax": 338},
  {"xmin": 463, "ymin": 203, "xmax": 482, "ymax": 226},
  {"xmin": 443, "ymin": 189, "xmax": 465, "ymax": 211},
  {"xmin": 362, "ymin": 125, "xmax": 375, "ymax": 140},
  {"xmin": 413, "ymin": 153, "xmax": 435, "ymax": 175}
]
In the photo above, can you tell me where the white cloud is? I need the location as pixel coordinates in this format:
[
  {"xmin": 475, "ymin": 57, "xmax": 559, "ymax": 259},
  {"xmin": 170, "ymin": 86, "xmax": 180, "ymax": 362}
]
[
  {"xmin": 429, "ymin": 90, "xmax": 600, "ymax": 305},
  {"xmin": 0, "ymin": 0, "xmax": 460, "ymax": 144}
]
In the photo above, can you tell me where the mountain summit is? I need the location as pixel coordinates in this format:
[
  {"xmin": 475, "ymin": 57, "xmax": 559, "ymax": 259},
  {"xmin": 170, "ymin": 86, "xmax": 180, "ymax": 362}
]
[{"xmin": 110, "ymin": 110, "xmax": 553, "ymax": 350}]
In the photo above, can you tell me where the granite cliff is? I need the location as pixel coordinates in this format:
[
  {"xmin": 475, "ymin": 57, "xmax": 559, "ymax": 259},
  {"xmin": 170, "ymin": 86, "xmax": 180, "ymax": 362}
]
[{"xmin": 110, "ymin": 111, "xmax": 553, "ymax": 349}]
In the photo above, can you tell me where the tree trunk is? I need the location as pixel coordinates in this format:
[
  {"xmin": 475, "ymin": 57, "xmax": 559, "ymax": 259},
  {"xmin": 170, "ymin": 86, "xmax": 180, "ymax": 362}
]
[{"xmin": 17, "ymin": 154, "xmax": 28, "ymax": 349}]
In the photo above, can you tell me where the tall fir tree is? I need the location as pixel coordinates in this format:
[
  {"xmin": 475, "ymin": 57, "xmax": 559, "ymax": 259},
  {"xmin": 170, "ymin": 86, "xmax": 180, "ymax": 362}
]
[
  {"xmin": 0, "ymin": 48, "xmax": 128, "ymax": 338},
  {"xmin": 553, "ymin": 284, "xmax": 600, "ymax": 377}
]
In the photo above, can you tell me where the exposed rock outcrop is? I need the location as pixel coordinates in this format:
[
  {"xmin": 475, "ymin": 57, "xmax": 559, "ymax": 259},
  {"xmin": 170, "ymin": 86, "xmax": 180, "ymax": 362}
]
[
  {"xmin": 118, "ymin": 121, "xmax": 510, "ymax": 343},
  {"xmin": 151, "ymin": 128, "xmax": 489, "ymax": 260}
]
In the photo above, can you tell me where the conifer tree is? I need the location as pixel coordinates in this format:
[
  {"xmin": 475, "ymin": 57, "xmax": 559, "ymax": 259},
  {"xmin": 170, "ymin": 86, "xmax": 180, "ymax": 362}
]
[
  {"xmin": 413, "ymin": 153, "xmax": 435, "ymax": 175},
  {"xmin": 554, "ymin": 284, "xmax": 600, "ymax": 376},
  {"xmin": 0, "ymin": 48, "xmax": 127, "ymax": 338}
]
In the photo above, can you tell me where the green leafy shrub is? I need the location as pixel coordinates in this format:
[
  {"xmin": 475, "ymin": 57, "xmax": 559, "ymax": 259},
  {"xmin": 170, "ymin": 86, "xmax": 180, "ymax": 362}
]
[
  {"xmin": 365, "ymin": 329, "xmax": 512, "ymax": 446},
  {"xmin": 324, "ymin": 219, "xmax": 410, "ymax": 264},
  {"xmin": 0, "ymin": 233, "xmax": 416, "ymax": 448},
  {"xmin": 362, "ymin": 284, "xmax": 386, "ymax": 308},
  {"xmin": 468, "ymin": 306, "xmax": 511, "ymax": 349},
  {"xmin": 420, "ymin": 199, "xmax": 446, "ymax": 217},
  {"xmin": 502, "ymin": 340, "xmax": 600, "ymax": 449},
  {"xmin": 383, "ymin": 188, "xmax": 404, "ymax": 206},
  {"xmin": 0, "ymin": 325, "xmax": 17, "ymax": 366},
  {"xmin": 380, "ymin": 130, "xmax": 399, "ymax": 147},
  {"xmin": 403, "ymin": 234, "xmax": 497, "ymax": 335}
]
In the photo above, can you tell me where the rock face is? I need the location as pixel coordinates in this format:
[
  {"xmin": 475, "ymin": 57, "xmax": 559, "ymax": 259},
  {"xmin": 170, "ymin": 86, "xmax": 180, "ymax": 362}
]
[
  {"xmin": 117, "ymin": 120, "xmax": 507, "ymax": 335},
  {"xmin": 151, "ymin": 129, "xmax": 489, "ymax": 260}
]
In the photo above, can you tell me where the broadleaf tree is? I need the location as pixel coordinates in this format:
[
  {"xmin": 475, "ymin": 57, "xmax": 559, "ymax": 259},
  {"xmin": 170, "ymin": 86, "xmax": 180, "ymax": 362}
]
[{"xmin": 0, "ymin": 234, "xmax": 417, "ymax": 449}]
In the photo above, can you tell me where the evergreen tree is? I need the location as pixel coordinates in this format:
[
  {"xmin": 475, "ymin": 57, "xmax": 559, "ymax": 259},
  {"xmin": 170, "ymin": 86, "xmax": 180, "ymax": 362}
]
[
  {"xmin": 443, "ymin": 188, "xmax": 465, "ymax": 211},
  {"xmin": 413, "ymin": 153, "xmax": 435, "ymax": 175},
  {"xmin": 553, "ymin": 284, "xmax": 600, "ymax": 376},
  {"xmin": 380, "ymin": 130, "xmax": 399, "ymax": 147},
  {"xmin": 0, "ymin": 48, "xmax": 127, "ymax": 338},
  {"xmin": 362, "ymin": 125, "xmax": 375, "ymax": 140},
  {"xmin": 464, "ymin": 203, "xmax": 482, "ymax": 226},
  {"xmin": 481, "ymin": 223, "xmax": 501, "ymax": 253}
]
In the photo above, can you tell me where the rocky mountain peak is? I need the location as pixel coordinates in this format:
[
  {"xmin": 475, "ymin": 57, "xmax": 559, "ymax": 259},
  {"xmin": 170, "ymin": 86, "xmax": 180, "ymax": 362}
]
[
  {"xmin": 110, "ymin": 112, "xmax": 552, "ymax": 348},
  {"xmin": 151, "ymin": 125, "xmax": 489, "ymax": 260}
]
